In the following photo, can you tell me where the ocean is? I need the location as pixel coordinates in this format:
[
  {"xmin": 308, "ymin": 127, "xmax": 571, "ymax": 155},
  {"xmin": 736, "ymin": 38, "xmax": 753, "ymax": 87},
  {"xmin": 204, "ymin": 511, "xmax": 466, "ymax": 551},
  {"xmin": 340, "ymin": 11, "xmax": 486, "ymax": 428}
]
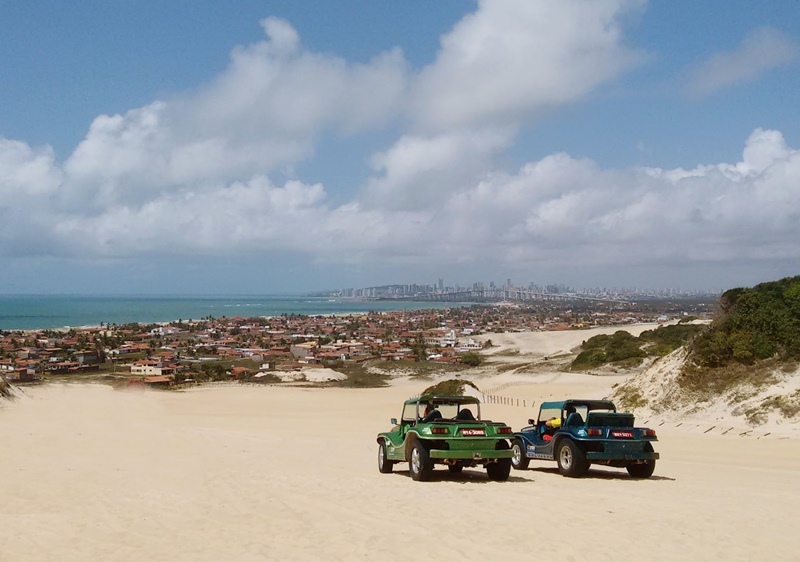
[{"xmin": 0, "ymin": 295, "xmax": 470, "ymax": 331}]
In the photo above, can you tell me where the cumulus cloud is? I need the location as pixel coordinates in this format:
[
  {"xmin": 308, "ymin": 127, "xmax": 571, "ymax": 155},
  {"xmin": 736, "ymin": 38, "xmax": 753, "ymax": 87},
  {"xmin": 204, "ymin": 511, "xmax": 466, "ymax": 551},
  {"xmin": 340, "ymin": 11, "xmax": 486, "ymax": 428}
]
[
  {"xmin": 56, "ymin": 17, "xmax": 408, "ymax": 215},
  {"xmin": 364, "ymin": 0, "xmax": 645, "ymax": 211},
  {"xmin": 0, "ymin": 137, "xmax": 62, "ymax": 198},
  {"xmin": 686, "ymin": 26, "xmax": 799, "ymax": 98},
  {"xmin": 24, "ymin": 128, "xmax": 800, "ymax": 280},
  {"xmin": 412, "ymin": 0, "xmax": 645, "ymax": 133},
  {"xmin": 363, "ymin": 127, "xmax": 514, "ymax": 210},
  {"xmin": 2, "ymin": 3, "xmax": 799, "ymax": 291}
]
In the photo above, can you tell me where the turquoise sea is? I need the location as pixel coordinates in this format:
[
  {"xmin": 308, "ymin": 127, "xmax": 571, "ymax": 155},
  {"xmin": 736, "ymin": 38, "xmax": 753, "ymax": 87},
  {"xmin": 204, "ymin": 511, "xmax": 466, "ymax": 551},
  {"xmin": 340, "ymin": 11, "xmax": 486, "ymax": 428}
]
[{"xmin": 0, "ymin": 295, "xmax": 469, "ymax": 331}]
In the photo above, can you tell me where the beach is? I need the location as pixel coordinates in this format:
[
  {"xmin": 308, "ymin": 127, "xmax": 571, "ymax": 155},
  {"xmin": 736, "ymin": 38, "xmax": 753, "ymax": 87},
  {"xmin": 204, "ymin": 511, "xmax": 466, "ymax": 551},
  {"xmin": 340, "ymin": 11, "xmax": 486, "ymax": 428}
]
[{"xmin": 2, "ymin": 328, "xmax": 800, "ymax": 561}]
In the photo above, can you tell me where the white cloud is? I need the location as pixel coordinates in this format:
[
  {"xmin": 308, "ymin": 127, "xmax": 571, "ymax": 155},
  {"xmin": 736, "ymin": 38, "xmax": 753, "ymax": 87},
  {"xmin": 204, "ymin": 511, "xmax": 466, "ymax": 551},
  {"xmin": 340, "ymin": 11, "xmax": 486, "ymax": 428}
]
[
  {"xmin": 183, "ymin": 17, "xmax": 407, "ymax": 139},
  {"xmin": 2, "ymin": 5, "xmax": 799, "ymax": 291},
  {"xmin": 45, "ymin": 128, "xmax": 800, "ymax": 276},
  {"xmin": 365, "ymin": 0, "xmax": 645, "ymax": 212},
  {"xmin": 57, "ymin": 17, "xmax": 408, "ymax": 214},
  {"xmin": 363, "ymin": 127, "xmax": 514, "ymax": 210},
  {"xmin": 412, "ymin": 0, "xmax": 645, "ymax": 132},
  {"xmin": 0, "ymin": 138, "xmax": 63, "ymax": 257},
  {"xmin": 686, "ymin": 26, "xmax": 799, "ymax": 98},
  {"xmin": 0, "ymin": 137, "xmax": 62, "ymax": 197}
]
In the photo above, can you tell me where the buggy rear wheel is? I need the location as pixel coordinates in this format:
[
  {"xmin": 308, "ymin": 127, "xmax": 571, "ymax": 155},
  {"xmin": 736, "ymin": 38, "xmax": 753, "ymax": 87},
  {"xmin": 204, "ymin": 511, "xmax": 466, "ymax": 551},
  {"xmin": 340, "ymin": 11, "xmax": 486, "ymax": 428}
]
[
  {"xmin": 448, "ymin": 463, "xmax": 463, "ymax": 474},
  {"xmin": 556, "ymin": 439, "xmax": 588, "ymax": 478},
  {"xmin": 409, "ymin": 440, "xmax": 433, "ymax": 482},
  {"xmin": 486, "ymin": 440, "xmax": 511, "ymax": 481},
  {"xmin": 627, "ymin": 459, "xmax": 656, "ymax": 478}
]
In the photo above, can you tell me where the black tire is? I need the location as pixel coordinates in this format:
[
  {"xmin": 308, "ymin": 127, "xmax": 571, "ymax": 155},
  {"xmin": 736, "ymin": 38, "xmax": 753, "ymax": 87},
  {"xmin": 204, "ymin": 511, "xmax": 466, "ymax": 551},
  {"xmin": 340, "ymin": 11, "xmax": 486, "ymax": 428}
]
[
  {"xmin": 408, "ymin": 440, "xmax": 433, "ymax": 481},
  {"xmin": 511, "ymin": 438, "xmax": 529, "ymax": 470},
  {"xmin": 627, "ymin": 459, "xmax": 656, "ymax": 478},
  {"xmin": 556, "ymin": 439, "xmax": 588, "ymax": 478},
  {"xmin": 486, "ymin": 440, "xmax": 511, "ymax": 481},
  {"xmin": 448, "ymin": 463, "xmax": 463, "ymax": 474},
  {"xmin": 378, "ymin": 440, "xmax": 394, "ymax": 474}
]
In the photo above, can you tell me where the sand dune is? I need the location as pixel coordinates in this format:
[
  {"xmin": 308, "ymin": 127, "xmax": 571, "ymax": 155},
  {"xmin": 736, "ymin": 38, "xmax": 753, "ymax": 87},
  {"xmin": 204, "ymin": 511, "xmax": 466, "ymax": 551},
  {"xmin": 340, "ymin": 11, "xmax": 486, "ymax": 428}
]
[{"xmin": 2, "ymin": 328, "xmax": 800, "ymax": 560}]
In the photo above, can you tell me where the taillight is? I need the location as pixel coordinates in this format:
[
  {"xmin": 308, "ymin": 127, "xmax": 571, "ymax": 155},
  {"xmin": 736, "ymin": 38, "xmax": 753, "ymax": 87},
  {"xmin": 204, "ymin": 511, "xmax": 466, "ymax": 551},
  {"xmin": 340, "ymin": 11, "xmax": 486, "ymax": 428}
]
[
  {"xmin": 642, "ymin": 429, "xmax": 657, "ymax": 437},
  {"xmin": 497, "ymin": 427, "xmax": 512, "ymax": 434},
  {"xmin": 431, "ymin": 427, "xmax": 449, "ymax": 435},
  {"xmin": 586, "ymin": 429, "xmax": 602, "ymax": 436}
]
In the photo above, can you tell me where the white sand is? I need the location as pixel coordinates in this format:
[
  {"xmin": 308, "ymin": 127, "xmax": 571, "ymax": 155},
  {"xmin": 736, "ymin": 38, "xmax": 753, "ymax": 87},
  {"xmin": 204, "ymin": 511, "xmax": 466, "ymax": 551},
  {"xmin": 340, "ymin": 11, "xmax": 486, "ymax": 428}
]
[
  {"xmin": 476, "ymin": 322, "xmax": 665, "ymax": 358},
  {"xmin": 2, "ymin": 330, "xmax": 800, "ymax": 560}
]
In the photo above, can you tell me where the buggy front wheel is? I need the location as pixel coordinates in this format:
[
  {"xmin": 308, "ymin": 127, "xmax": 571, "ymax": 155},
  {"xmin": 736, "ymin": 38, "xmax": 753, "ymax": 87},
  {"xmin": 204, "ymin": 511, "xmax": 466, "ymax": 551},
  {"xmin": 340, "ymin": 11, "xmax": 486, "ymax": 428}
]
[
  {"xmin": 378, "ymin": 440, "xmax": 394, "ymax": 474},
  {"xmin": 511, "ymin": 438, "xmax": 529, "ymax": 470}
]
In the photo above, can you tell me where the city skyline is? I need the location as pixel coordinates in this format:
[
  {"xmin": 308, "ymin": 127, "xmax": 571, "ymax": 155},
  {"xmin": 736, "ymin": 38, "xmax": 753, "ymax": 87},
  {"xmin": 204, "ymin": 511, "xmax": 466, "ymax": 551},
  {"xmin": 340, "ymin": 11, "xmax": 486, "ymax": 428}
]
[
  {"xmin": 1, "ymin": 1, "xmax": 799, "ymax": 295},
  {"xmin": 332, "ymin": 277, "xmax": 722, "ymax": 299}
]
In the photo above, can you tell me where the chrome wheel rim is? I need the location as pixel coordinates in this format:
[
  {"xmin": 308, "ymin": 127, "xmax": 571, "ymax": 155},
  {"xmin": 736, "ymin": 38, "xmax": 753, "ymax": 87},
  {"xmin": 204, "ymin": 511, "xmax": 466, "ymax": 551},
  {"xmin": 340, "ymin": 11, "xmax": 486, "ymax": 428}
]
[
  {"xmin": 559, "ymin": 446, "xmax": 572, "ymax": 469},
  {"xmin": 411, "ymin": 447, "xmax": 421, "ymax": 474},
  {"xmin": 512, "ymin": 444, "xmax": 522, "ymax": 465},
  {"xmin": 378, "ymin": 444, "xmax": 385, "ymax": 468}
]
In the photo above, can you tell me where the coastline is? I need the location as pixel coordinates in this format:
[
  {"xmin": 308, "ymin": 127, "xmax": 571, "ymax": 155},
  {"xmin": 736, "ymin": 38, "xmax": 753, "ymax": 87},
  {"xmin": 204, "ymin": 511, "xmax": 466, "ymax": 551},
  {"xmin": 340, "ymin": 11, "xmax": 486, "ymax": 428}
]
[{"xmin": 0, "ymin": 294, "xmax": 471, "ymax": 332}]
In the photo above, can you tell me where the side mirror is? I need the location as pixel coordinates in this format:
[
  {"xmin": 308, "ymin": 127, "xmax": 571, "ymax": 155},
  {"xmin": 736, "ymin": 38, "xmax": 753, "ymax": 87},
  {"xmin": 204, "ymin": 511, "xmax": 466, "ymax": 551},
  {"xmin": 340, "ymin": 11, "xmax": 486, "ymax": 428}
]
[
  {"xmin": 390, "ymin": 418, "xmax": 398, "ymax": 425},
  {"xmin": 528, "ymin": 419, "xmax": 536, "ymax": 425}
]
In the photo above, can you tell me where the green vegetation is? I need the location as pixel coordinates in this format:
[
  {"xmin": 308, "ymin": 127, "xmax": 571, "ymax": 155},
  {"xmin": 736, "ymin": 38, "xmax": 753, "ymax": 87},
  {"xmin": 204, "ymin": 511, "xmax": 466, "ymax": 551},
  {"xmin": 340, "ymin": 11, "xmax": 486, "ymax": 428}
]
[
  {"xmin": 666, "ymin": 276, "xmax": 800, "ymax": 405},
  {"xmin": 422, "ymin": 378, "xmax": 480, "ymax": 396},
  {"xmin": 329, "ymin": 362, "xmax": 389, "ymax": 388},
  {"xmin": 571, "ymin": 322, "xmax": 704, "ymax": 371},
  {"xmin": 760, "ymin": 390, "xmax": 800, "ymax": 418},
  {"xmin": 639, "ymin": 323, "xmax": 705, "ymax": 357},
  {"xmin": 688, "ymin": 276, "xmax": 800, "ymax": 369},
  {"xmin": 614, "ymin": 384, "xmax": 648, "ymax": 411},
  {"xmin": 680, "ymin": 359, "xmax": 780, "ymax": 396},
  {"xmin": 572, "ymin": 330, "xmax": 647, "ymax": 369},
  {"xmin": 460, "ymin": 352, "xmax": 482, "ymax": 366}
]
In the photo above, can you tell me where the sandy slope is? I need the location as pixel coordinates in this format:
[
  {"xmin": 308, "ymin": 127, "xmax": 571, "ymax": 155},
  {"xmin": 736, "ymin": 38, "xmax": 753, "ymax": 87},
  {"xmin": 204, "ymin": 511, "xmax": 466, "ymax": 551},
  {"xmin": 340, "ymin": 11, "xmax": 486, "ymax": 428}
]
[
  {"xmin": 476, "ymin": 322, "xmax": 665, "ymax": 358},
  {"xmin": 2, "ymin": 370, "xmax": 799, "ymax": 561}
]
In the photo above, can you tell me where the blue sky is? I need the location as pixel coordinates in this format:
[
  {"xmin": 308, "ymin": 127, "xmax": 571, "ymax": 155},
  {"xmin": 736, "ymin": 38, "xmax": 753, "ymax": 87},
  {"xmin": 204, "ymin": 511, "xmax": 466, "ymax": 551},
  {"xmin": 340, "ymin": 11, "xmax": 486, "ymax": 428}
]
[{"xmin": 1, "ymin": 0, "xmax": 799, "ymax": 294}]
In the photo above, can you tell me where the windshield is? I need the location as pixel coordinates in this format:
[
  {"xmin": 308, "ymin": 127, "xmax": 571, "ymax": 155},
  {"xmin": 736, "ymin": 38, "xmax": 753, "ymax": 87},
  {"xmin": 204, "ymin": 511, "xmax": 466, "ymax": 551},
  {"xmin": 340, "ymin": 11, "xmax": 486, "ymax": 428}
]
[{"xmin": 538, "ymin": 407, "xmax": 561, "ymax": 424}]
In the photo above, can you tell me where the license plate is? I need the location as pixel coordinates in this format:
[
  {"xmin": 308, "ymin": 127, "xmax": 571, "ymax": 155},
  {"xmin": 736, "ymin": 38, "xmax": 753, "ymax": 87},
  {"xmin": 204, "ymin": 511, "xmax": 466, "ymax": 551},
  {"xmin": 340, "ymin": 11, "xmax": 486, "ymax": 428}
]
[
  {"xmin": 461, "ymin": 428, "xmax": 485, "ymax": 436},
  {"xmin": 611, "ymin": 431, "xmax": 634, "ymax": 439}
]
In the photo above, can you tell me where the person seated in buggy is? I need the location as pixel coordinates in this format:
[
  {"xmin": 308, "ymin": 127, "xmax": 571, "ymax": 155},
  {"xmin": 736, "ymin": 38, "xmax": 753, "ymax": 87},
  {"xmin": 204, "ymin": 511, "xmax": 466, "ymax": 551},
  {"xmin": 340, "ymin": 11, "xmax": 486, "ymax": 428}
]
[{"xmin": 420, "ymin": 403, "xmax": 442, "ymax": 423}]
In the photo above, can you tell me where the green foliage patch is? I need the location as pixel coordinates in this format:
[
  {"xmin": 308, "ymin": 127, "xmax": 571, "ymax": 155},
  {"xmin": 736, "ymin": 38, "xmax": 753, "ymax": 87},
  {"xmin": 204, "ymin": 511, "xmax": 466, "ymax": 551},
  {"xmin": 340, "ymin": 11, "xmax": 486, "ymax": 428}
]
[
  {"xmin": 572, "ymin": 323, "xmax": 705, "ymax": 371},
  {"xmin": 689, "ymin": 276, "xmax": 800, "ymax": 369},
  {"xmin": 460, "ymin": 352, "xmax": 482, "ymax": 366},
  {"xmin": 423, "ymin": 378, "xmax": 480, "ymax": 396},
  {"xmin": 331, "ymin": 362, "xmax": 390, "ymax": 388},
  {"xmin": 614, "ymin": 385, "xmax": 648, "ymax": 411},
  {"xmin": 760, "ymin": 390, "xmax": 800, "ymax": 418},
  {"xmin": 640, "ymin": 323, "xmax": 704, "ymax": 356}
]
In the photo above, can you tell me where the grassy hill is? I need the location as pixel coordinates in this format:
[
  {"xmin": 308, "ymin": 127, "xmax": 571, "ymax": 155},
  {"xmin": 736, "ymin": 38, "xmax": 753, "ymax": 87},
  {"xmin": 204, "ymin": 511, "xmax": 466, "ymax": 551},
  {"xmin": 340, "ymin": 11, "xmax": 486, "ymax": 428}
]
[
  {"xmin": 612, "ymin": 276, "xmax": 800, "ymax": 425},
  {"xmin": 571, "ymin": 321, "xmax": 704, "ymax": 370},
  {"xmin": 680, "ymin": 275, "xmax": 800, "ymax": 392}
]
